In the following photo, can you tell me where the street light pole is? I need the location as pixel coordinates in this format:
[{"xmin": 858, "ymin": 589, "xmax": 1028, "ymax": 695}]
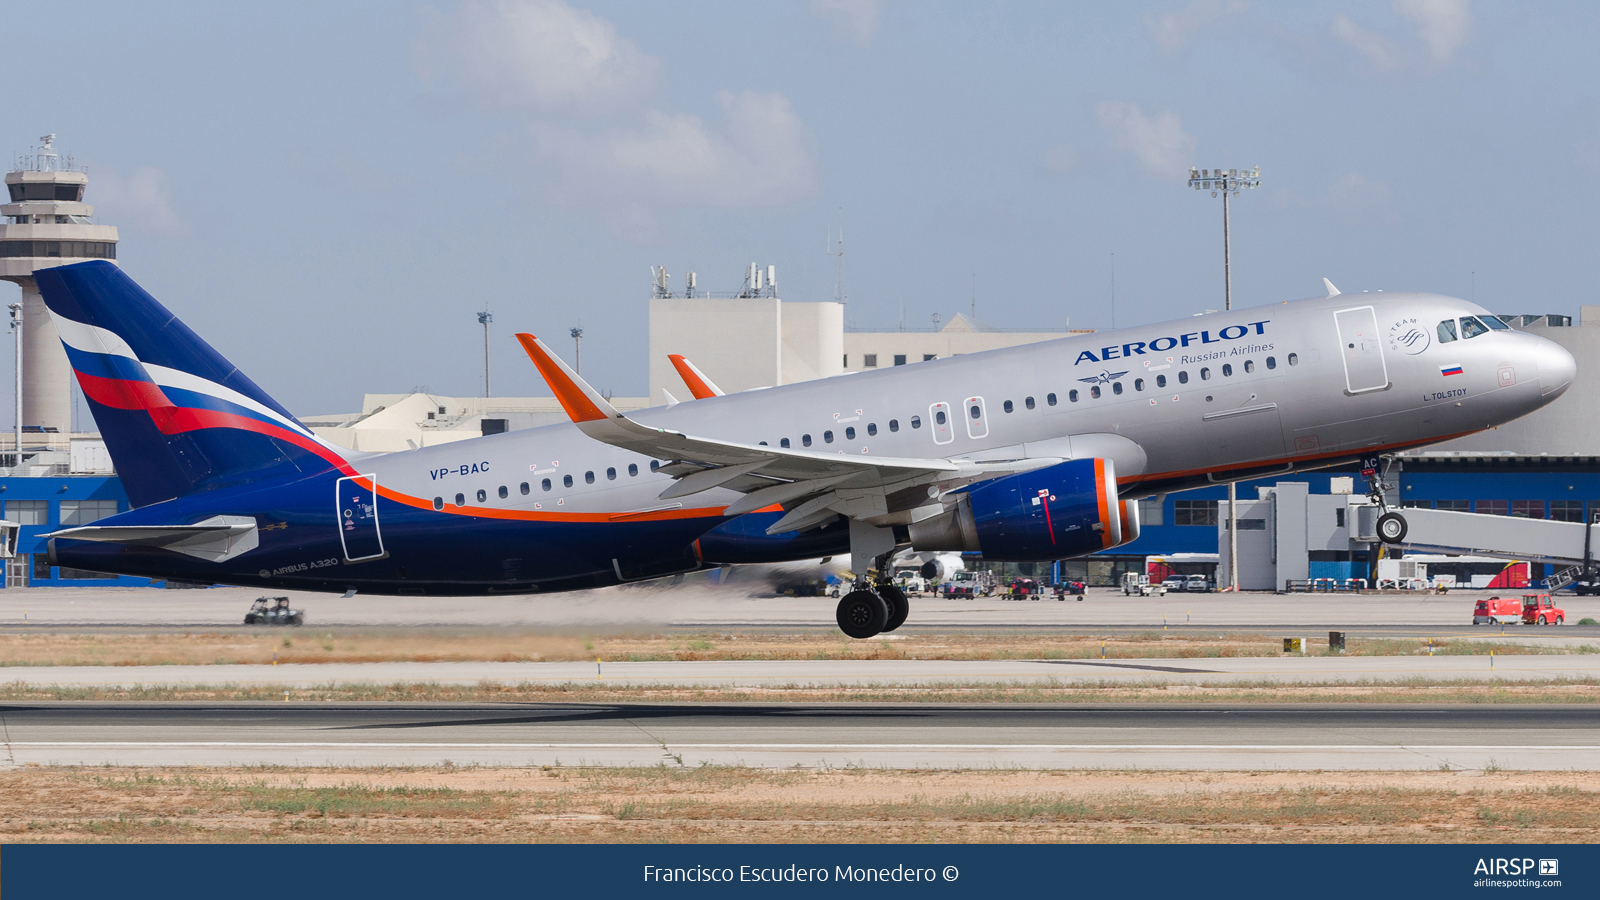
[
  {"xmin": 1187, "ymin": 165, "xmax": 1261, "ymax": 592},
  {"xmin": 570, "ymin": 326, "xmax": 583, "ymax": 375},
  {"xmin": 476, "ymin": 310, "xmax": 493, "ymax": 397},
  {"xmin": 8, "ymin": 302, "xmax": 20, "ymax": 470}
]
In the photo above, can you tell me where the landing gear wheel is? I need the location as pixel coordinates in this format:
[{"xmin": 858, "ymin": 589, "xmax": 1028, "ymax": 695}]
[
  {"xmin": 1376, "ymin": 512, "xmax": 1408, "ymax": 544},
  {"xmin": 877, "ymin": 584, "xmax": 910, "ymax": 633},
  {"xmin": 836, "ymin": 589, "xmax": 889, "ymax": 639}
]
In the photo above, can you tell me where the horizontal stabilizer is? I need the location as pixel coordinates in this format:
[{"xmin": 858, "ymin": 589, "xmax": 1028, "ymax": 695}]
[{"xmin": 45, "ymin": 515, "xmax": 260, "ymax": 563}]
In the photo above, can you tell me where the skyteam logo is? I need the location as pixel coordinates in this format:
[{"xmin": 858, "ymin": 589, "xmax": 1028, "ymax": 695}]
[
  {"xmin": 1077, "ymin": 370, "xmax": 1129, "ymax": 385},
  {"xmin": 1387, "ymin": 317, "xmax": 1430, "ymax": 355}
]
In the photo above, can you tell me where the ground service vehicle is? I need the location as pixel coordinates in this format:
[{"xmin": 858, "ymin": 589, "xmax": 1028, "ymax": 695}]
[
  {"xmin": 1122, "ymin": 572, "xmax": 1165, "ymax": 596},
  {"xmin": 942, "ymin": 570, "xmax": 993, "ymax": 598},
  {"xmin": 244, "ymin": 596, "xmax": 303, "ymax": 626},
  {"xmin": 1473, "ymin": 596, "xmax": 1522, "ymax": 625},
  {"xmin": 1185, "ymin": 574, "xmax": 1212, "ymax": 593},
  {"xmin": 1009, "ymin": 578, "xmax": 1041, "ymax": 599},
  {"xmin": 1521, "ymin": 593, "xmax": 1565, "ymax": 625},
  {"xmin": 35, "ymin": 262, "xmax": 1575, "ymax": 640},
  {"xmin": 1161, "ymin": 576, "xmax": 1186, "ymax": 592}
]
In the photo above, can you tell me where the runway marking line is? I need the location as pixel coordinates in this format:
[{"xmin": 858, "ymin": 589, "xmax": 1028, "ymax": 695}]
[{"xmin": 9, "ymin": 742, "xmax": 1600, "ymax": 751}]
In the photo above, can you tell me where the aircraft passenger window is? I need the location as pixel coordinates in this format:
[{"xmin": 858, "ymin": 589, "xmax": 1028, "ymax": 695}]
[
  {"xmin": 497, "ymin": 486, "xmax": 508, "ymax": 499},
  {"xmin": 477, "ymin": 489, "xmax": 487, "ymax": 503},
  {"xmin": 563, "ymin": 475, "xmax": 573, "ymax": 488},
  {"xmin": 1437, "ymin": 319, "xmax": 1457, "ymax": 343},
  {"xmin": 1178, "ymin": 371, "xmax": 1189, "ymax": 384},
  {"xmin": 1156, "ymin": 374, "xmax": 1167, "ymax": 388},
  {"xmin": 520, "ymin": 482, "xmax": 529, "ymax": 494},
  {"xmin": 867, "ymin": 423, "xmax": 877, "ymax": 436},
  {"xmin": 803, "ymin": 434, "xmax": 813, "ymax": 446},
  {"xmin": 542, "ymin": 478, "xmax": 551, "ymax": 491},
  {"xmin": 628, "ymin": 463, "xmax": 638, "ymax": 476},
  {"xmin": 935, "ymin": 410, "xmax": 947, "ymax": 425},
  {"xmin": 1069, "ymin": 390, "xmax": 1078, "ymax": 402},
  {"xmin": 1266, "ymin": 357, "xmax": 1276, "ymax": 369},
  {"xmin": 910, "ymin": 416, "xmax": 922, "ymax": 429},
  {"xmin": 1047, "ymin": 393, "xmax": 1057, "ymax": 406},
  {"xmin": 651, "ymin": 460, "xmax": 660, "ymax": 471},
  {"xmin": 585, "ymin": 471, "xmax": 595, "ymax": 484},
  {"xmin": 433, "ymin": 497, "xmax": 443, "ymax": 511},
  {"xmin": 1025, "ymin": 396, "xmax": 1035, "ymax": 409},
  {"xmin": 759, "ymin": 441, "xmax": 767, "ymax": 445},
  {"xmin": 455, "ymin": 493, "xmax": 464, "ymax": 507},
  {"xmin": 606, "ymin": 467, "xmax": 616, "ymax": 480},
  {"xmin": 1222, "ymin": 364, "xmax": 1232, "ymax": 377},
  {"xmin": 1090, "ymin": 386, "xmax": 1101, "ymax": 399},
  {"xmin": 1112, "ymin": 382, "xmax": 1123, "ymax": 395},
  {"xmin": 1200, "ymin": 367, "xmax": 1211, "ymax": 380},
  {"xmin": 1134, "ymin": 378, "xmax": 1144, "ymax": 391},
  {"xmin": 1460, "ymin": 316, "xmax": 1489, "ymax": 339},
  {"xmin": 969, "ymin": 404, "xmax": 981, "ymax": 419},
  {"xmin": 1244, "ymin": 360, "xmax": 1255, "ymax": 373},
  {"xmin": 1287, "ymin": 353, "xmax": 1299, "ymax": 366},
  {"xmin": 845, "ymin": 427, "xmax": 856, "ymax": 440},
  {"xmin": 780, "ymin": 438, "xmax": 791, "ymax": 448},
  {"xmin": 824, "ymin": 430, "xmax": 835, "ymax": 443},
  {"xmin": 888, "ymin": 419, "xmax": 899, "ymax": 432},
  {"xmin": 1482, "ymin": 315, "xmax": 1511, "ymax": 330},
  {"xmin": 1003, "ymin": 400, "xmax": 1014, "ymax": 413}
]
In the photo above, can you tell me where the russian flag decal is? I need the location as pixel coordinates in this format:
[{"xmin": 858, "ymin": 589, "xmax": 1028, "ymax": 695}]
[{"xmin": 1441, "ymin": 364, "xmax": 1464, "ymax": 377}]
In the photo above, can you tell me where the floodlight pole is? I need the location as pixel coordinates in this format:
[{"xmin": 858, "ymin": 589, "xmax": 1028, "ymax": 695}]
[
  {"xmin": 570, "ymin": 327, "xmax": 583, "ymax": 375},
  {"xmin": 1188, "ymin": 165, "xmax": 1261, "ymax": 592},
  {"xmin": 8, "ymin": 303, "xmax": 20, "ymax": 469},
  {"xmin": 477, "ymin": 310, "xmax": 493, "ymax": 397}
]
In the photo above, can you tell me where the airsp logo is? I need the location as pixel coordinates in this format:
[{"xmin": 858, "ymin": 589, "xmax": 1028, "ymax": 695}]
[{"xmin": 1387, "ymin": 318, "xmax": 1430, "ymax": 355}]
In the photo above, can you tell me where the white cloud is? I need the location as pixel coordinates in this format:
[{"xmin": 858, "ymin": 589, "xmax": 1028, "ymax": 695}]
[
  {"xmin": 1332, "ymin": 0, "xmax": 1472, "ymax": 72},
  {"xmin": 1331, "ymin": 14, "xmax": 1399, "ymax": 71},
  {"xmin": 530, "ymin": 91, "xmax": 821, "ymax": 241},
  {"xmin": 1395, "ymin": 0, "xmax": 1472, "ymax": 63},
  {"xmin": 414, "ymin": 0, "xmax": 659, "ymax": 114},
  {"xmin": 811, "ymin": 0, "xmax": 882, "ymax": 47},
  {"xmin": 1143, "ymin": 0, "xmax": 1249, "ymax": 56},
  {"xmin": 91, "ymin": 167, "xmax": 185, "ymax": 235},
  {"xmin": 1095, "ymin": 101, "xmax": 1195, "ymax": 177}
]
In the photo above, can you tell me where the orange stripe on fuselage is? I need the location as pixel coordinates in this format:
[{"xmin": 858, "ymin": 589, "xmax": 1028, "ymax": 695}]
[{"xmin": 515, "ymin": 333, "xmax": 607, "ymax": 423}]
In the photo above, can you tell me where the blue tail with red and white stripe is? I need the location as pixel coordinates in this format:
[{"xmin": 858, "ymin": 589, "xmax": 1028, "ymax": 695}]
[{"xmin": 34, "ymin": 261, "xmax": 350, "ymax": 507}]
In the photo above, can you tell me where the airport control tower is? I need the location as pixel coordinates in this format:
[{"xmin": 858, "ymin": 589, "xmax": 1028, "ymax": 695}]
[{"xmin": 0, "ymin": 135, "xmax": 119, "ymax": 436}]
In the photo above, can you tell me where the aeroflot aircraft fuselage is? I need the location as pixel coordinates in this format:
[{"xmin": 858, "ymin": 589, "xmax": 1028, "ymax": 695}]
[{"xmin": 36, "ymin": 263, "xmax": 1575, "ymax": 636}]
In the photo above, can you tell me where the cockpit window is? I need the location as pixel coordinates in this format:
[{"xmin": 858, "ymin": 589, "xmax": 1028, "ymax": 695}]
[
  {"xmin": 1460, "ymin": 316, "xmax": 1490, "ymax": 339},
  {"xmin": 1437, "ymin": 319, "xmax": 1457, "ymax": 343},
  {"xmin": 1481, "ymin": 315, "xmax": 1511, "ymax": 330}
]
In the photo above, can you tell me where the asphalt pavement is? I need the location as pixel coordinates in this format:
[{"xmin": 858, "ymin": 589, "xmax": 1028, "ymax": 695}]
[{"xmin": 2, "ymin": 702, "xmax": 1593, "ymax": 770}]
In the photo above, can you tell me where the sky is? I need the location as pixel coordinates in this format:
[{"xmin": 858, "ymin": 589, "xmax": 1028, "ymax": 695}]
[{"xmin": 3, "ymin": 0, "xmax": 1599, "ymax": 420}]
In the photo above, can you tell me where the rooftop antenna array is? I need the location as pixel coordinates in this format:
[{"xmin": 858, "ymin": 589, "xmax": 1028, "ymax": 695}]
[
  {"xmin": 685, "ymin": 271, "xmax": 697, "ymax": 299},
  {"xmin": 14, "ymin": 134, "xmax": 77, "ymax": 174},
  {"xmin": 650, "ymin": 266, "xmax": 672, "ymax": 299}
]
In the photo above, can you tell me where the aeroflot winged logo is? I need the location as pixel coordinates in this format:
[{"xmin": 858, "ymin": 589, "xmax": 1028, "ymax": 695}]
[
  {"xmin": 1077, "ymin": 370, "xmax": 1129, "ymax": 385},
  {"xmin": 1073, "ymin": 320, "xmax": 1270, "ymax": 365}
]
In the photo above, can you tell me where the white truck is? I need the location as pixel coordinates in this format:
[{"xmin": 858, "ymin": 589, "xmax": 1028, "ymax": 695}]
[{"xmin": 1122, "ymin": 572, "xmax": 1166, "ymax": 596}]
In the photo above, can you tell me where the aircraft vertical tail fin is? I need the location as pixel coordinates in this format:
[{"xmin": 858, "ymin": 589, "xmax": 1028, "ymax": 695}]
[{"xmin": 33, "ymin": 261, "xmax": 351, "ymax": 507}]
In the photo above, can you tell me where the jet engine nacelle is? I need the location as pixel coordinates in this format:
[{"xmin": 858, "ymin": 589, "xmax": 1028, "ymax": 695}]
[{"xmin": 908, "ymin": 458, "xmax": 1129, "ymax": 561}]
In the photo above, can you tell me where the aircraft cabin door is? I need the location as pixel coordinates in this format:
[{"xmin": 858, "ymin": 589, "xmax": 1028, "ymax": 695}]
[
  {"xmin": 1334, "ymin": 305, "xmax": 1389, "ymax": 394},
  {"xmin": 336, "ymin": 475, "xmax": 385, "ymax": 562}
]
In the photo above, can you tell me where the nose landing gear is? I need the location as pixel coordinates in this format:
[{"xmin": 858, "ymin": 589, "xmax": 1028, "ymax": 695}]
[{"xmin": 834, "ymin": 553, "xmax": 911, "ymax": 639}]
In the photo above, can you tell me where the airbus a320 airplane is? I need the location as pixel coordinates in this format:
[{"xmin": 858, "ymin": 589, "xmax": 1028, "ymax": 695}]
[{"xmin": 37, "ymin": 262, "xmax": 1575, "ymax": 637}]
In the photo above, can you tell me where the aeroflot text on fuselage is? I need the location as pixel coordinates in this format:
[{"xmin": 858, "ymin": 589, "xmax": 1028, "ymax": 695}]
[{"xmin": 1073, "ymin": 319, "xmax": 1271, "ymax": 365}]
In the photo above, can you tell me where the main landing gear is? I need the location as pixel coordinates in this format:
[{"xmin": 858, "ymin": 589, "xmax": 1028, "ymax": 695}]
[{"xmin": 835, "ymin": 554, "xmax": 909, "ymax": 639}]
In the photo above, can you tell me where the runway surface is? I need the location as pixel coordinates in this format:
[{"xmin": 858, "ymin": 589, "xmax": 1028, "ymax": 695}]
[
  {"xmin": 4, "ymin": 585, "xmax": 1598, "ymax": 631},
  {"xmin": 2, "ymin": 702, "xmax": 1594, "ymax": 770},
  {"xmin": 4, "ymin": 653, "xmax": 1597, "ymax": 689}
]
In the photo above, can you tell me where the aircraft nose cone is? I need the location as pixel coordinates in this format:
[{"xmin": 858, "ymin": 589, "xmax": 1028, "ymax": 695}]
[{"xmin": 1537, "ymin": 340, "xmax": 1577, "ymax": 399}]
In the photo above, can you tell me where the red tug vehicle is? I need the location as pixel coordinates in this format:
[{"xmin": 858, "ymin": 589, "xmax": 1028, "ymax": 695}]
[{"xmin": 1473, "ymin": 593, "xmax": 1565, "ymax": 626}]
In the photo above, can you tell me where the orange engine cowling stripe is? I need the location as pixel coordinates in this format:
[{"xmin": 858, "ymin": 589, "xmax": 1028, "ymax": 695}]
[{"xmin": 1094, "ymin": 458, "xmax": 1114, "ymax": 548}]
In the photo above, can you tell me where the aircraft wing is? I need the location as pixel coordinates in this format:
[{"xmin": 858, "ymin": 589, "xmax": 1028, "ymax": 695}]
[
  {"xmin": 667, "ymin": 354, "xmax": 724, "ymax": 399},
  {"xmin": 43, "ymin": 515, "xmax": 260, "ymax": 562},
  {"xmin": 516, "ymin": 334, "xmax": 1058, "ymax": 534}
]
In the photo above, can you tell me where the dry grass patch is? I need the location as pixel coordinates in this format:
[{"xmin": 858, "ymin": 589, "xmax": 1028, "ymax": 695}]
[
  {"xmin": 1, "ymin": 766, "xmax": 1596, "ymax": 843},
  {"xmin": 0, "ymin": 630, "xmax": 1588, "ymax": 667}
]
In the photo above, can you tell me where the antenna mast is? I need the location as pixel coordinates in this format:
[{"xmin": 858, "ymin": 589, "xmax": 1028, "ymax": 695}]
[{"xmin": 827, "ymin": 212, "xmax": 845, "ymax": 305}]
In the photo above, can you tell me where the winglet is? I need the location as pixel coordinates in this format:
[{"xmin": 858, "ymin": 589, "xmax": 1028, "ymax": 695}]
[
  {"xmin": 1323, "ymin": 278, "xmax": 1341, "ymax": 297},
  {"xmin": 667, "ymin": 354, "xmax": 725, "ymax": 400},
  {"xmin": 514, "ymin": 333, "xmax": 618, "ymax": 423}
]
